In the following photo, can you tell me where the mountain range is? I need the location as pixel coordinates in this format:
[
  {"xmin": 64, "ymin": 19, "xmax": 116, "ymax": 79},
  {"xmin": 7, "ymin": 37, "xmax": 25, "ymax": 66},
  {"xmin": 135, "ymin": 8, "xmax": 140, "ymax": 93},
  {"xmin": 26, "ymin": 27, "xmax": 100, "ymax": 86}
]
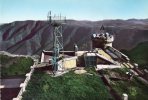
[{"xmin": 0, "ymin": 19, "xmax": 148, "ymax": 55}]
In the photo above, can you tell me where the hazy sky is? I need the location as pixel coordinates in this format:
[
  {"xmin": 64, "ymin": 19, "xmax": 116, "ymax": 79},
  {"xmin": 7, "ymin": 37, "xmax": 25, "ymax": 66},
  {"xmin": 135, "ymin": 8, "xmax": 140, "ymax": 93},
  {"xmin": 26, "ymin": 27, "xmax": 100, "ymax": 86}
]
[{"xmin": 0, "ymin": 0, "xmax": 148, "ymax": 23}]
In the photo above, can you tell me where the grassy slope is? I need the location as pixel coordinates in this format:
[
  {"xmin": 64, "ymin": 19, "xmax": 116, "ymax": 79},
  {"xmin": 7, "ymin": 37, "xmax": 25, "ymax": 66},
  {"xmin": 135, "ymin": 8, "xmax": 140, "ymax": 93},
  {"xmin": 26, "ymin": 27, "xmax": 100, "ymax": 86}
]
[
  {"xmin": 108, "ymin": 69, "xmax": 148, "ymax": 100},
  {"xmin": 1, "ymin": 54, "xmax": 34, "ymax": 77},
  {"xmin": 112, "ymin": 79, "xmax": 148, "ymax": 100},
  {"xmin": 23, "ymin": 68, "xmax": 112, "ymax": 100},
  {"xmin": 121, "ymin": 41, "xmax": 148, "ymax": 68}
]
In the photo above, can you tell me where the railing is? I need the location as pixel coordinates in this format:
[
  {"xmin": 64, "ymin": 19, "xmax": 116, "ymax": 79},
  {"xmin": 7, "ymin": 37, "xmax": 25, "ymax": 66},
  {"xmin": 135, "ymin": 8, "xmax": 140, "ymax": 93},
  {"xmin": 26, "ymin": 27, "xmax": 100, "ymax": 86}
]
[{"xmin": 13, "ymin": 60, "xmax": 36, "ymax": 100}]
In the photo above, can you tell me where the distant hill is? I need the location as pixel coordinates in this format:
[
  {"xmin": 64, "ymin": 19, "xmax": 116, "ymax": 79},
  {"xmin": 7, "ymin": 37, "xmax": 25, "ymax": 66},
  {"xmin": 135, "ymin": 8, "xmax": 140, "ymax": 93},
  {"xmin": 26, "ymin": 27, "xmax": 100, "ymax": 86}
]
[{"xmin": 0, "ymin": 19, "xmax": 148, "ymax": 55}]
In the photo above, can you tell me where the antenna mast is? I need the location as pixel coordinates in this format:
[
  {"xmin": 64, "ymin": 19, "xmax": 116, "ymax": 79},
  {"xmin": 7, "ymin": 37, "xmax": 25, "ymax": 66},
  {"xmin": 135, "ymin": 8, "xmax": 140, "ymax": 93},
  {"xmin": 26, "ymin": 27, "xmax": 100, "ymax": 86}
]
[{"xmin": 47, "ymin": 11, "xmax": 66, "ymax": 73}]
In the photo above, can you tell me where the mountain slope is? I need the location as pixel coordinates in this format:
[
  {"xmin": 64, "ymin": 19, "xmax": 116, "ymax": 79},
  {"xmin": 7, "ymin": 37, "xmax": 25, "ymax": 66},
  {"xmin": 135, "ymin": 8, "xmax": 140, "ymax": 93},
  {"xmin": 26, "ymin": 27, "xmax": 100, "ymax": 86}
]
[{"xmin": 0, "ymin": 19, "xmax": 148, "ymax": 55}]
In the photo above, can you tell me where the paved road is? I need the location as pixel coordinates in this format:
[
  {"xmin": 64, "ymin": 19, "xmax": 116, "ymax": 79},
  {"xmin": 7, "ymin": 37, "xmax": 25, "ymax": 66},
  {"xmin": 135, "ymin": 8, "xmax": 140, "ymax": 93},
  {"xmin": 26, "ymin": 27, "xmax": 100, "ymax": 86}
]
[{"xmin": 1, "ymin": 78, "xmax": 24, "ymax": 88}]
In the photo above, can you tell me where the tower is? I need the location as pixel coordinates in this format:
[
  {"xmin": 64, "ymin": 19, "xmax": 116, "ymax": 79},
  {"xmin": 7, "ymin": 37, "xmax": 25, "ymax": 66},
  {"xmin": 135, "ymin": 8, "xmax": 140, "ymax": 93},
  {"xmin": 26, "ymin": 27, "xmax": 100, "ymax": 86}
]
[
  {"xmin": 91, "ymin": 25, "xmax": 114, "ymax": 49},
  {"xmin": 47, "ymin": 11, "xmax": 66, "ymax": 73}
]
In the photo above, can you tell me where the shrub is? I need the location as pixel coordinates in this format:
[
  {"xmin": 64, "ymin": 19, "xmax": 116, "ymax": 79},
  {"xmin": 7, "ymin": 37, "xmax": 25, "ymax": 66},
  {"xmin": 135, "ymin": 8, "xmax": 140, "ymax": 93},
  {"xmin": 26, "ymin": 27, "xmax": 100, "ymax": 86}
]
[{"xmin": 1, "ymin": 55, "xmax": 34, "ymax": 77}]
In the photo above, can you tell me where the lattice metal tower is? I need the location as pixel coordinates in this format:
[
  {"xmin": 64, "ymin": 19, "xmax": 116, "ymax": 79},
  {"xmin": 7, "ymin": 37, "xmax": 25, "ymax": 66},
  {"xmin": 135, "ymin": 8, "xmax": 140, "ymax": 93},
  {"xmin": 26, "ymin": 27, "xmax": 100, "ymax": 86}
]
[{"xmin": 47, "ymin": 11, "xmax": 66, "ymax": 73}]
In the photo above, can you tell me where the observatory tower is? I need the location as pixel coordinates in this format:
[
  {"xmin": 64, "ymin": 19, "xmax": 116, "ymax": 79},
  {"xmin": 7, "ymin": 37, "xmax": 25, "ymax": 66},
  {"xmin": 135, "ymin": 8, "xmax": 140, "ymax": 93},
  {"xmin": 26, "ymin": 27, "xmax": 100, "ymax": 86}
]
[{"xmin": 91, "ymin": 25, "xmax": 114, "ymax": 49}]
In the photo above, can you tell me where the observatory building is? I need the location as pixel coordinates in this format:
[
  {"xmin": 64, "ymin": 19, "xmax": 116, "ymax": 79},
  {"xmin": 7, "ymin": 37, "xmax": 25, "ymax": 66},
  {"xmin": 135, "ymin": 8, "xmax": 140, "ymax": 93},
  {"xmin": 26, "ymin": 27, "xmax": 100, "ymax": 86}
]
[
  {"xmin": 91, "ymin": 25, "xmax": 114, "ymax": 49},
  {"xmin": 40, "ymin": 24, "xmax": 133, "ymax": 74}
]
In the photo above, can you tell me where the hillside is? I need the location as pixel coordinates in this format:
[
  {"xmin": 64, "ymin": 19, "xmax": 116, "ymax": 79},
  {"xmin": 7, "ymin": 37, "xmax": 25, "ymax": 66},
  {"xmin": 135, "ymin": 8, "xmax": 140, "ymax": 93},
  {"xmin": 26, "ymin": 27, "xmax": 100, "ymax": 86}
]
[
  {"xmin": 0, "ymin": 19, "xmax": 148, "ymax": 55},
  {"xmin": 121, "ymin": 41, "xmax": 148, "ymax": 68},
  {"xmin": 22, "ymin": 68, "xmax": 112, "ymax": 100}
]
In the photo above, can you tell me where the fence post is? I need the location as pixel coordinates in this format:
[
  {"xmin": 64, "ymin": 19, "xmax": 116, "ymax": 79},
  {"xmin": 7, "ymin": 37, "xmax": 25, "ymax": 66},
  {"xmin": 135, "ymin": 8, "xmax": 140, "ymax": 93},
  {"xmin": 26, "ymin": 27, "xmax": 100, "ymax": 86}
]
[{"xmin": 122, "ymin": 93, "xmax": 128, "ymax": 100}]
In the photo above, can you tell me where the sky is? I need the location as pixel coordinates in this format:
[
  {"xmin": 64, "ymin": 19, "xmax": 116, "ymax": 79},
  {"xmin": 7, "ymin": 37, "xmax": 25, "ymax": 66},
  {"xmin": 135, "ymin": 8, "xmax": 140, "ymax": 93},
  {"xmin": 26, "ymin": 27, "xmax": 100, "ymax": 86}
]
[{"xmin": 0, "ymin": 0, "xmax": 148, "ymax": 23}]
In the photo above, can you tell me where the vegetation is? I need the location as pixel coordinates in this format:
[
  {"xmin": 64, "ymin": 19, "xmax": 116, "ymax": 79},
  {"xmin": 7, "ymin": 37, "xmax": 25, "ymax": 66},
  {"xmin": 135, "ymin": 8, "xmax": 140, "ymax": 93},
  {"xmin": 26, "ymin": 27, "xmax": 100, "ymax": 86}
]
[
  {"xmin": 111, "ymin": 78, "xmax": 148, "ymax": 100},
  {"xmin": 121, "ymin": 42, "xmax": 148, "ymax": 69},
  {"xmin": 23, "ymin": 68, "xmax": 112, "ymax": 100},
  {"xmin": 101, "ymin": 68, "xmax": 148, "ymax": 100},
  {"xmin": 102, "ymin": 68, "xmax": 129, "ymax": 75},
  {"xmin": 1, "ymin": 54, "xmax": 34, "ymax": 77}
]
